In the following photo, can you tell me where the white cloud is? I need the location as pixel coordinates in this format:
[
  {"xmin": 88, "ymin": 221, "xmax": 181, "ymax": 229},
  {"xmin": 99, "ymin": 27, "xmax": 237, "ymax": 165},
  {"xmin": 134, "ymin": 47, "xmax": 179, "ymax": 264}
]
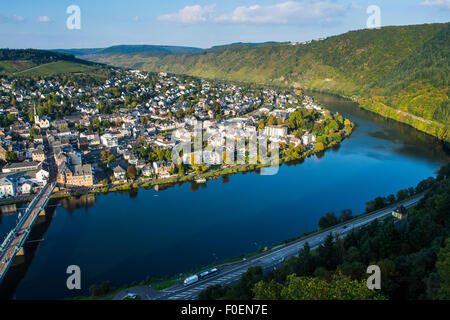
[
  {"xmin": 350, "ymin": 2, "xmax": 363, "ymax": 9},
  {"xmin": 215, "ymin": 1, "xmax": 346, "ymax": 24},
  {"xmin": 158, "ymin": 4, "xmax": 216, "ymax": 24},
  {"xmin": 37, "ymin": 16, "xmax": 51, "ymax": 23},
  {"xmin": 13, "ymin": 14, "xmax": 25, "ymax": 22},
  {"xmin": 159, "ymin": 1, "xmax": 347, "ymax": 25},
  {"xmin": 420, "ymin": 0, "xmax": 450, "ymax": 10}
]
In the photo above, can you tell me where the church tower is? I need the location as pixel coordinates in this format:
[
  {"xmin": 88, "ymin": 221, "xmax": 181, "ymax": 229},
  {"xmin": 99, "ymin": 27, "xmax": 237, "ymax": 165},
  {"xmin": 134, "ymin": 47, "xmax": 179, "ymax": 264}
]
[{"xmin": 34, "ymin": 103, "xmax": 39, "ymax": 125}]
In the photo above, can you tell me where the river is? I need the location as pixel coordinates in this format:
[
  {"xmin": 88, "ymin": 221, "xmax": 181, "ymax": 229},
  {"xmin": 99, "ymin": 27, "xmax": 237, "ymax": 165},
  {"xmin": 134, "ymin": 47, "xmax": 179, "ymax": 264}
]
[{"xmin": 0, "ymin": 93, "xmax": 448, "ymax": 299}]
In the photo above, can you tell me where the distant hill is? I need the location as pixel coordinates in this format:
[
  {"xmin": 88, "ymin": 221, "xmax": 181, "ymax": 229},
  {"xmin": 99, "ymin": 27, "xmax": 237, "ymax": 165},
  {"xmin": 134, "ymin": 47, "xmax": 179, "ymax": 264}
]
[
  {"xmin": 54, "ymin": 45, "xmax": 203, "ymax": 57},
  {"xmin": 0, "ymin": 48, "xmax": 112, "ymax": 79},
  {"xmin": 84, "ymin": 23, "xmax": 449, "ymax": 142},
  {"xmin": 205, "ymin": 42, "xmax": 279, "ymax": 53}
]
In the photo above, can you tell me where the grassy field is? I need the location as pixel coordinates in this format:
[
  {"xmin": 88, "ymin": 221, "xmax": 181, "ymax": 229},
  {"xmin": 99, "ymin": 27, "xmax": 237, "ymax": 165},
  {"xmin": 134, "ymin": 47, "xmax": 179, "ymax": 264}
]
[
  {"xmin": 0, "ymin": 49, "xmax": 113, "ymax": 80},
  {"xmin": 0, "ymin": 60, "xmax": 37, "ymax": 73}
]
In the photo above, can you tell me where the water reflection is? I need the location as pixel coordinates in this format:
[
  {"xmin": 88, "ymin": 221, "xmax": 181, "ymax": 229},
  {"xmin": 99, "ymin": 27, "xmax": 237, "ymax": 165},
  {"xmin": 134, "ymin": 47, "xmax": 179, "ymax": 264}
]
[
  {"xmin": 0, "ymin": 204, "xmax": 17, "ymax": 216},
  {"xmin": 310, "ymin": 91, "xmax": 450, "ymax": 163},
  {"xmin": 60, "ymin": 194, "xmax": 96, "ymax": 214}
]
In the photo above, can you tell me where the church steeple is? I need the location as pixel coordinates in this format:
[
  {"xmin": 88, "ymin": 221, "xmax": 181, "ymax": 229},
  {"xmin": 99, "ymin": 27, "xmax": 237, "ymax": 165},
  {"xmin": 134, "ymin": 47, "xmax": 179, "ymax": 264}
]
[{"xmin": 33, "ymin": 103, "xmax": 39, "ymax": 125}]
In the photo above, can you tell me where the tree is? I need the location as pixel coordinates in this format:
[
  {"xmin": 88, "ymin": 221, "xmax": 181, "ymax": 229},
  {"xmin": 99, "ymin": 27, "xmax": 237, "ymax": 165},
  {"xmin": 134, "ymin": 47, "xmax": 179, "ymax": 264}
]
[
  {"xmin": 387, "ymin": 194, "xmax": 396, "ymax": 204},
  {"xmin": 317, "ymin": 233, "xmax": 341, "ymax": 270},
  {"xmin": 100, "ymin": 150, "xmax": 115, "ymax": 164},
  {"xmin": 315, "ymin": 142, "xmax": 325, "ymax": 152},
  {"xmin": 318, "ymin": 212, "xmax": 339, "ymax": 229},
  {"xmin": 127, "ymin": 166, "xmax": 137, "ymax": 180},
  {"xmin": 340, "ymin": 209, "xmax": 353, "ymax": 222},
  {"xmin": 294, "ymin": 242, "xmax": 315, "ymax": 276},
  {"xmin": 235, "ymin": 266, "xmax": 263, "ymax": 299},
  {"xmin": 198, "ymin": 284, "xmax": 228, "ymax": 300},
  {"xmin": 377, "ymin": 259, "xmax": 404, "ymax": 299},
  {"xmin": 436, "ymin": 237, "xmax": 450, "ymax": 299},
  {"xmin": 366, "ymin": 196, "xmax": 387, "ymax": 212},
  {"xmin": 437, "ymin": 162, "xmax": 450, "ymax": 181},
  {"xmin": 29, "ymin": 127, "xmax": 40, "ymax": 139},
  {"xmin": 396, "ymin": 189, "xmax": 409, "ymax": 201},
  {"xmin": 253, "ymin": 279, "xmax": 283, "ymax": 299},
  {"xmin": 267, "ymin": 115, "xmax": 276, "ymax": 126},
  {"xmin": 177, "ymin": 164, "xmax": 185, "ymax": 177},
  {"xmin": 5, "ymin": 151, "xmax": 17, "ymax": 163},
  {"xmin": 344, "ymin": 118, "xmax": 352, "ymax": 128},
  {"xmin": 257, "ymin": 119, "xmax": 265, "ymax": 130},
  {"xmin": 255, "ymin": 273, "xmax": 386, "ymax": 300}
]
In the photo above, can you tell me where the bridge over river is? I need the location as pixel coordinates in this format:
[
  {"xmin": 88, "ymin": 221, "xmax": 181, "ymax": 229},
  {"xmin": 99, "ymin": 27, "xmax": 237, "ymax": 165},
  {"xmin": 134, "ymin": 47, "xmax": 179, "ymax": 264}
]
[{"xmin": 0, "ymin": 182, "xmax": 56, "ymax": 283}]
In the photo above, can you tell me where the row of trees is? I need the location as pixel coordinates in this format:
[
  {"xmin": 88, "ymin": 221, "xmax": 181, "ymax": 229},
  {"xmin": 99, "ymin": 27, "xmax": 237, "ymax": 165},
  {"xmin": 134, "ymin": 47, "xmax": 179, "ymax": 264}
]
[{"xmin": 365, "ymin": 177, "xmax": 435, "ymax": 213}]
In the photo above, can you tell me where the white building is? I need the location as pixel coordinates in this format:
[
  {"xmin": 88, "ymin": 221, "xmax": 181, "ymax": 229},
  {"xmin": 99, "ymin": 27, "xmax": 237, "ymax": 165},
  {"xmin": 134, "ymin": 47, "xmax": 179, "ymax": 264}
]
[
  {"xmin": 101, "ymin": 133, "xmax": 119, "ymax": 148},
  {"xmin": 264, "ymin": 125, "xmax": 288, "ymax": 137},
  {"xmin": 302, "ymin": 133, "xmax": 317, "ymax": 145},
  {"xmin": 0, "ymin": 177, "xmax": 15, "ymax": 198},
  {"xmin": 113, "ymin": 165, "xmax": 126, "ymax": 180},
  {"xmin": 33, "ymin": 104, "xmax": 51, "ymax": 129}
]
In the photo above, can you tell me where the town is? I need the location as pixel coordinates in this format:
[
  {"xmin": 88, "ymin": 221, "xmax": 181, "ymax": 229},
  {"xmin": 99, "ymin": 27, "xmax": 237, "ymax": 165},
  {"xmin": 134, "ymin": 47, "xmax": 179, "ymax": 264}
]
[{"xmin": 0, "ymin": 69, "xmax": 353, "ymax": 200}]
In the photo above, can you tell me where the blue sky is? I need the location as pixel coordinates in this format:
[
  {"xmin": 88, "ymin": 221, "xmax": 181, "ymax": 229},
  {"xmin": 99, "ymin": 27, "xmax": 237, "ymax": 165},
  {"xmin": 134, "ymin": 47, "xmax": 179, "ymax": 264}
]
[{"xmin": 0, "ymin": 0, "xmax": 449, "ymax": 49}]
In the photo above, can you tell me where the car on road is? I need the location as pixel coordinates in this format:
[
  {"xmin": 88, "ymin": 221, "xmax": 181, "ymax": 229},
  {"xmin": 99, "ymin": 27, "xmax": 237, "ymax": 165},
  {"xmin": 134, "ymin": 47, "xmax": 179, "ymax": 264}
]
[
  {"xmin": 124, "ymin": 293, "xmax": 137, "ymax": 299},
  {"xmin": 183, "ymin": 275, "xmax": 199, "ymax": 286},
  {"xmin": 199, "ymin": 267, "xmax": 219, "ymax": 279}
]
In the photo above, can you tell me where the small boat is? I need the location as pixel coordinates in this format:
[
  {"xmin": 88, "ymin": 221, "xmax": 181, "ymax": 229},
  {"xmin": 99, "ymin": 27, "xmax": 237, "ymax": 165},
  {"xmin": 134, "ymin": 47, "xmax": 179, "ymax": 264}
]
[{"xmin": 195, "ymin": 178, "xmax": 206, "ymax": 183}]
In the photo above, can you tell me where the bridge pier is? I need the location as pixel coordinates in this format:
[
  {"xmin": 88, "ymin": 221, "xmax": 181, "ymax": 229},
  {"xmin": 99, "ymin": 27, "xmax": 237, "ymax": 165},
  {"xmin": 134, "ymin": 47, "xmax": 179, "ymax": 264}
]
[
  {"xmin": 38, "ymin": 209, "xmax": 46, "ymax": 216},
  {"xmin": 17, "ymin": 247, "xmax": 25, "ymax": 256}
]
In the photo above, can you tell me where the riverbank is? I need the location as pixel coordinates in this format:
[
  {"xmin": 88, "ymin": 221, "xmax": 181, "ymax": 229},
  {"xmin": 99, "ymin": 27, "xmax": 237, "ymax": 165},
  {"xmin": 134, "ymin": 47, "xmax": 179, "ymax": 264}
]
[
  {"xmin": 0, "ymin": 124, "xmax": 353, "ymax": 206},
  {"xmin": 306, "ymin": 88, "xmax": 449, "ymax": 143}
]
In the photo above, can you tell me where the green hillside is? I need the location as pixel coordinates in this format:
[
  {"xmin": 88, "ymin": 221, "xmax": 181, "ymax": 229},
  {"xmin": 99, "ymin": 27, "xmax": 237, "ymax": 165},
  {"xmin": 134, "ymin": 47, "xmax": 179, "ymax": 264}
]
[
  {"xmin": 0, "ymin": 48, "xmax": 112, "ymax": 79},
  {"xmin": 13, "ymin": 60, "xmax": 100, "ymax": 77},
  {"xmin": 88, "ymin": 23, "xmax": 450, "ymax": 142}
]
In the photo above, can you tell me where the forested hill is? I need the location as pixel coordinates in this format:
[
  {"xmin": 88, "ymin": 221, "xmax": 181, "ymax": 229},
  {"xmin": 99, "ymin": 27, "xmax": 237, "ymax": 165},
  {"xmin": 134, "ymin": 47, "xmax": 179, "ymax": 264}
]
[
  {"xmin": 87, "ymin": 23, "xmax": 450, "ymax": 142},
  {"xmin": 0, "ymin": 49, "xmax": 93, "ymax": 65}
]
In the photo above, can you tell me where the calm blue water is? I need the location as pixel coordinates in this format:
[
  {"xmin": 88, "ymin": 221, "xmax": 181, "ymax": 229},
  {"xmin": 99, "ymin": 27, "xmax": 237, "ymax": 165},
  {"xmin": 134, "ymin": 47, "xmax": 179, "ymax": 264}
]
[{"xmin": 1, "ymin": 93, "xmax": 448, "ymax": 299}]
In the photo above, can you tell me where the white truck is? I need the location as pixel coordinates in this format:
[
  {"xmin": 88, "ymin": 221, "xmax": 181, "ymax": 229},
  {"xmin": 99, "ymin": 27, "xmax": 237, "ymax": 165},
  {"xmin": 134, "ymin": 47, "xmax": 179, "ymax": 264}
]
[{"xmin": 183, "ymin": 275, "xmax": 199, "ymax": 286}]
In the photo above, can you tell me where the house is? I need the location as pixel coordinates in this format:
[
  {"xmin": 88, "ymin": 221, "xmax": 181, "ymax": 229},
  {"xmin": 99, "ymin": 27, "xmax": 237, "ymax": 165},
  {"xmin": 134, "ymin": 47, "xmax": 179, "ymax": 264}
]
[
  {"xmin": 57, "ymin": 163, "xmax": 94, "ymax": 187},
  {"xmin": 52, "ymin": 120, "xmax": 68, "ymax": 130},
  {"xmin": 392, "ymin": 205, "xmax": 408, "ymax": 220},
  {"xmin": 113, "ymin": 165, "xmax": 126, "ymax": 180},
  {"xmin": 142, "ymin": 165, "xmax": 154, "ymax": 177},
  {"xmin": 302, "ymin": 132, "xmax": 317, "ymax": 145},
  {"xmin": 0, "ymin": 177, "xmax": 15, "ymax": 198},
  {"xmin": 101, "ymin": 133, "xmax": 119, "ymax": 148},
  {"xmin": 80, "ymin": 131, "xmax": 100, "ymax": 145},
  {"xmin": 78, "ymin": 137, "xmax": 90, "ymax": 151},
  {"xmin": 2, "ymin": 161, "xmax": 41, "ymax": 173},
  {"xmin": 136, "ymin": 160, "xmax": 146, "ymax": 170},
  {"xmin": 258, "ymin": 106, "xmax": 273, "ymax": 115},
  {"xmin": 32, "ymin": 149, "xmax": 46, "ymax": 162},
  {"xmin": 18, "ymin": 181, "xmax": 34, "ymax": 194},
  {"xmin": 264, "ymin": 125, "xmax": 288, "ymax": 137},
  {"xmin": 152, "ymin": 161, "xmax": 174, "ymax": 176}
]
